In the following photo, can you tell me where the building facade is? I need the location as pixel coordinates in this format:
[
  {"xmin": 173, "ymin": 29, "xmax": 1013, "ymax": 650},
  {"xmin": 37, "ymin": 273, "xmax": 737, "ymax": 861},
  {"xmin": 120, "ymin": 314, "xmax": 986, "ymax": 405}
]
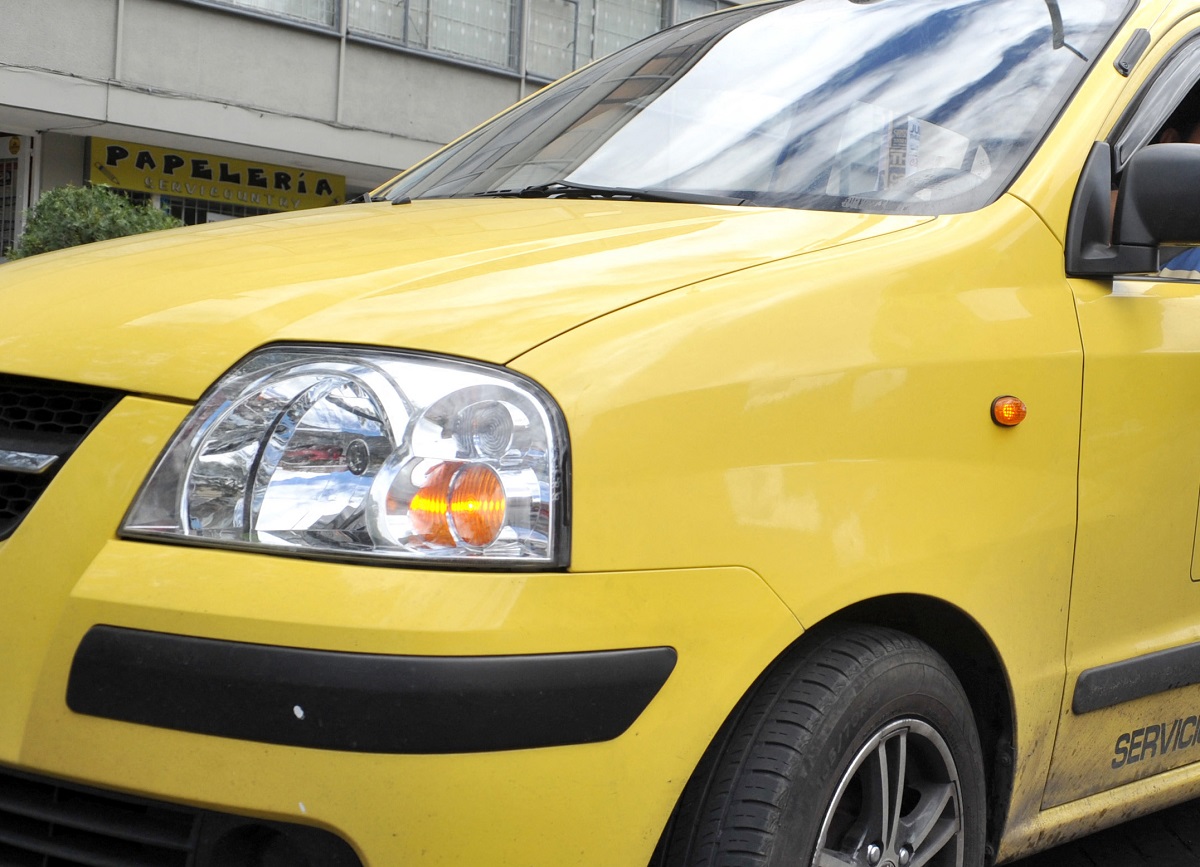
[{"xmin": 0, "ymin": 0, "xmax": 731, "ymax": 256}]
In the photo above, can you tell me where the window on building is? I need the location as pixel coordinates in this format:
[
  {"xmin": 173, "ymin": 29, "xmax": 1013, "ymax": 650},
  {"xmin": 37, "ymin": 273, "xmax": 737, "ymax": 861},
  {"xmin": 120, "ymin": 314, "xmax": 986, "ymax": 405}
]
[
  {"xmin": 674, "ymin": 0, "xmax": 736, "ymax": 21},
  {"xmin": 349, "ymin": 0, "xmax": 518, "ymax": 68},
  {"xmin": 527, "ymin": 0, "xmax": 663, "ymax": 79},
  {"xmin": 526, "ymin": 0, "xmax": 583, "ymax": 78},
  {"xmin": 0, "ymin": 135, "xmax": 30, "ymax": 261},
  {"xmin": 212, "ymin": 0, "xmax": 336, "ymax": 27},
  {"xmin": 595, "ymin": 0, "xmax": 662, "ymax": 57},
  {"xmin": 125, "ymin": 192, "xmax": 276, "ymax": 225},
  {"xmin": 202, "ymin": 0, "xmax": 740, "ymax": 78},
  {"xmin": 0, "ymin": 160, "xmax": 17, "ymax": 258}
]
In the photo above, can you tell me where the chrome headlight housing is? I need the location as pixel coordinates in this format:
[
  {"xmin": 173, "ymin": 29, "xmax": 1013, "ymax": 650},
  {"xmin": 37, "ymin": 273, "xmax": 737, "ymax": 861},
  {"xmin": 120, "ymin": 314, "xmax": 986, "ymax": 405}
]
[{"xmin": 122, "ymin": 345, "xmax": 570, "ymax": 568}]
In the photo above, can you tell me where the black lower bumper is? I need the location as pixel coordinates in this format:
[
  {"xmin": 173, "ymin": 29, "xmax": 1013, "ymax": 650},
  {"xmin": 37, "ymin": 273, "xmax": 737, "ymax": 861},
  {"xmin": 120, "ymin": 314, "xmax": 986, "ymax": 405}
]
[{"xmin": 67, "ymin": 625, "xmax": 677, "ymax": 754}]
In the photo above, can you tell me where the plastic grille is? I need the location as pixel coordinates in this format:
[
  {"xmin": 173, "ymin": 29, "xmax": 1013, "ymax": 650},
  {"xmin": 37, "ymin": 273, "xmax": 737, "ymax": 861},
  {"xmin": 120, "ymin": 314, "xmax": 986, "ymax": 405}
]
[
  {"xmin": 0, "ymin": 767, "xmax": 362, "ymax": 867},
  {"xmin": 0, "ymin": 769, "xmax": 197, "ymax": 867},
  {"xmin": 0, "ymin": 473, "xmax": 46, "ymax": 532},
  {"xmin": 0, "ymin": 375, "xmax": 123, "ymax": 541},
  {"xmin": 0, "ymin": 377, "xmax": 118, "ymax": 436}
]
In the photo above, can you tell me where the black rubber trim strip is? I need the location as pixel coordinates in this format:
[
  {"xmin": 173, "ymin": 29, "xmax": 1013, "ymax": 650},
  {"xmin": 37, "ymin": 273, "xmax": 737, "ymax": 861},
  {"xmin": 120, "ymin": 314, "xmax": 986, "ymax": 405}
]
[
  {"xmin": 1073, "ymin": 641, "xmax": 1200, "ymax": 715},
  {"xmin": 67, "ymin": 626, "xmax": 677, "ymax": 753}
]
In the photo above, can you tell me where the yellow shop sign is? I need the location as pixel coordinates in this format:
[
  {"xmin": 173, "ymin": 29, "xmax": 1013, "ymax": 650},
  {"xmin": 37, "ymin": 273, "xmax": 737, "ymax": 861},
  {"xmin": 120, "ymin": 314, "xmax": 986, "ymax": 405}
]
[{"xmin": 87, "ymin": 138, "xmax": 345, "ymax": 210}]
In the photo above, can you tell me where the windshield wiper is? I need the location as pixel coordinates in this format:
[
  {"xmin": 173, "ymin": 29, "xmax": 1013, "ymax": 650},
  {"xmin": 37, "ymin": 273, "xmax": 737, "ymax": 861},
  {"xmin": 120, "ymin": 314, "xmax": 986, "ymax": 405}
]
[
  {"xmin": 471, "ymin": 181, "xmax": 749, "ymax": 207},
  {"xmin": 346, "ymin": 192, "xmax": 411, "ymax": 205},
  {"xmin": 1043, "ymin": 0, "xmax": 1087, "ymax": 60}
]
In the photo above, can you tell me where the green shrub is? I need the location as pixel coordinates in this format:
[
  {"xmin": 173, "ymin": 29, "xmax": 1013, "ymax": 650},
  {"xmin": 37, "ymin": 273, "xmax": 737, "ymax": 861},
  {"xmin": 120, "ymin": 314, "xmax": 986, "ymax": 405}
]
[{"xmin": 5, "ymin": 184, "xmax": 183, "ymax": 260}]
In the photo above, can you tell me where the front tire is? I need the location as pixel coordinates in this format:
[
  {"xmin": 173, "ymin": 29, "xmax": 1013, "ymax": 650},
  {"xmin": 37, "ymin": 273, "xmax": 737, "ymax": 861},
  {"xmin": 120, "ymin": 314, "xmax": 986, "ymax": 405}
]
[{"xmin": 660, "ymin": 625, "xmax": 986, "ymax": 867}]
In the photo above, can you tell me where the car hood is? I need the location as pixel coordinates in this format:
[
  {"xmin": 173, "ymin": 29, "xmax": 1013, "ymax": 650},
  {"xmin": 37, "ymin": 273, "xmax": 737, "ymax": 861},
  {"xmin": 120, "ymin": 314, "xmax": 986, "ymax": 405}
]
[{"xmin": 0, "ymin": 198, "xmax": 929, "ymax": 400}]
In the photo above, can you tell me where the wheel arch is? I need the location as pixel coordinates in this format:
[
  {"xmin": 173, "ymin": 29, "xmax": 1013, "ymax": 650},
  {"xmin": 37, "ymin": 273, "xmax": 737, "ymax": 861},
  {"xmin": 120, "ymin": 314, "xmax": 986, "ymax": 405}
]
[
  {"xmin": 650, "ymin": 593, "xmax": 1017, "ymax": 866},
  {"xmin": 821, "ymin": 594, "xmax": 1016, "ymax": 862}
]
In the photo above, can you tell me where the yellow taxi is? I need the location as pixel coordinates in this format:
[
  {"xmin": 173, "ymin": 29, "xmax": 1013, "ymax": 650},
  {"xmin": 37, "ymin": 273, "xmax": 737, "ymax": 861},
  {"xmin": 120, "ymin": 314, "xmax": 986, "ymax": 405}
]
[{"xmin": 6, "ymin": 0, "xmax": 1200, "ymax": 864}]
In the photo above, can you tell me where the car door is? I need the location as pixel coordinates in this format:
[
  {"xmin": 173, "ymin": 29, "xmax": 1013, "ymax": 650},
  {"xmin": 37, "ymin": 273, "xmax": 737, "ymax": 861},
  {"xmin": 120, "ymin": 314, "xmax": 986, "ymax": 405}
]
[{"xmin": 1045, "ymin": 25, "xmax": 1200, "ymax": 808}]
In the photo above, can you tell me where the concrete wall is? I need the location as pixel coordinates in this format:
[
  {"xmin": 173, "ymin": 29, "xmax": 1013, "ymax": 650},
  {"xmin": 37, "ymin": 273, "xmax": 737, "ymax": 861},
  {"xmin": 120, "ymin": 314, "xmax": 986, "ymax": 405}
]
[
  {"xmin": 40, "ymin": 134, "xmax": 86, "ymax": 191},
  {"xmin": 0, "ymin": 0, "xmax": 534, "ymax": 187},
  {"xmin": 340, "ymin": 39, "xmax": 523, "ymax": 146},
  {"xmin": 4, "ymin": 0, "xmax": 119, "ymax": 82},
  {"xmin": 121, "ymin": 0, "xmax": 344, "ymax": 123}
]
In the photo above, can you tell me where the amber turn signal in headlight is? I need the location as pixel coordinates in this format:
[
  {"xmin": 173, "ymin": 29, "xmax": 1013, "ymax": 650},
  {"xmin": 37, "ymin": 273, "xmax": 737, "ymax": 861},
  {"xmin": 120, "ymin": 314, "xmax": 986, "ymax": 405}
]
[
  {"xmin": 992, "ymin": 396, "xmax": 1027, "ymax": 427},
  {"xmin": 403, "ymin": 461, "xmax": 507, "ymax": 548}
]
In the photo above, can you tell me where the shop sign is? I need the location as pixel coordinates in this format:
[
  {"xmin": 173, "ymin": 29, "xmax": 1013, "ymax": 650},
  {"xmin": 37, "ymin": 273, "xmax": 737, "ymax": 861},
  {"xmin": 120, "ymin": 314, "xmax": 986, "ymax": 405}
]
[{"xmin": 87, "ymin": 138, "xmax": 345, "ymax": 210}]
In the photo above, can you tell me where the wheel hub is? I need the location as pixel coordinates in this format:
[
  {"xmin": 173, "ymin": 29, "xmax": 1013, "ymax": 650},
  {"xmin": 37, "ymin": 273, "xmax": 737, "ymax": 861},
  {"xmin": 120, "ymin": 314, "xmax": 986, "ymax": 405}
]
[{"xmin": 815, "ymin": 720, "xmax": 966, "ymax": 867}]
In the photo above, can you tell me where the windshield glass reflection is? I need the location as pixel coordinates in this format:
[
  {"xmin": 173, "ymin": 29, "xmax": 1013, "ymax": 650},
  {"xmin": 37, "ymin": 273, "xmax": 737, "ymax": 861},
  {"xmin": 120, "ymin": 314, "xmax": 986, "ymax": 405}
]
[{"xmin": 387, "ymin": 0, "xmax": 1131, "ymax": 215}]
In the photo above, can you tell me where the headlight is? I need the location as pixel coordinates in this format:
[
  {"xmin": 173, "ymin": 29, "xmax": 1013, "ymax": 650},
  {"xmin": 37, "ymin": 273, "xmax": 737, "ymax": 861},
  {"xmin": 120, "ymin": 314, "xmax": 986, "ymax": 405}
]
[{"xmin": 122, "ymin": 345, "xmax": 570, "ymax": 568}]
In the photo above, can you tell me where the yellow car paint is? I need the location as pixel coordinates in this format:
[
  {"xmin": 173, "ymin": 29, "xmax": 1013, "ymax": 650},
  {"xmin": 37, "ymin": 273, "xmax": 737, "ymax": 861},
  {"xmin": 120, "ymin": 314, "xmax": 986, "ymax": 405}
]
[
  {"xmin": 513, "ymin": 194, "xmax": 1083, "ymax": 859},
  {"xmin": 3, "ymin": 408, "xmax": 800, "ymax": 867},
  {"xmin": 10, "ymin": 1, "xmax": 1200, "ymax": 864},
  {"xmin": 0, "ymin": 199, "xmax": 926, "ymax": 398}
]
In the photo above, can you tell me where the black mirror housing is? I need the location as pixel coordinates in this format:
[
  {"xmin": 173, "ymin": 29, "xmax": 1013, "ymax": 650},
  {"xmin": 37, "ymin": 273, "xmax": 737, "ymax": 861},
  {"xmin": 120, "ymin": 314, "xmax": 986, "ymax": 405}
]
[
  {"xmin": 1066, "ymin": 142, "xmax": 1200, "ymax": 277},
  {"xmin": 1115, "ymin": 143, "xmax": 1200, "ymax": 246}
]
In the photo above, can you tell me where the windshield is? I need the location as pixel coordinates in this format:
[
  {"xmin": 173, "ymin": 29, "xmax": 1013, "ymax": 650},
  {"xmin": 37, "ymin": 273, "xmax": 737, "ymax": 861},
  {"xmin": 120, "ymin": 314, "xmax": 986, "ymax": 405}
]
[{"xmin": 383, "ymin": 0, "xmax": 1132, "ymax": 215}]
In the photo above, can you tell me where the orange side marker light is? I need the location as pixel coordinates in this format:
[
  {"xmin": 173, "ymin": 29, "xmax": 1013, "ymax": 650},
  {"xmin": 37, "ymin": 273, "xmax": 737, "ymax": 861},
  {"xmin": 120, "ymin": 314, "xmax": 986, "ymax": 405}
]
[{"xmin": 992, "ymin": 396, "xmax": 1027, "ymax": 427}]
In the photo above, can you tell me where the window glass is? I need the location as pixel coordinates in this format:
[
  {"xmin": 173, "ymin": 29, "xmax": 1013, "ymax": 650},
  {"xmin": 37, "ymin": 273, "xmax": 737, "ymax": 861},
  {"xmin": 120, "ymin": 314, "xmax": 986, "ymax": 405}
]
[
  {"xmin": 1113, "ymin": 41, "xmax": 1200, "ymax": 169},
  {"xmin": 386, "ymin": 0, "xmax": 1133, "ymax": 215},
  {"xmin": 350, "ymin": 0, "xmax": 517, "ymax": 67},
  {"xmin": 528, "ymin": 0, "xmax": 591, "ymax": 78},
  {"xmin": 202, "ymin": 0, "xmax": 674, "ymax": 75},
  {"xmin": 1119, "ymin": 45, "xmax": 1200, "ymax": 279},
  {"xmin": 215, "ymin": 0, "xmax": 336, "ymax": 26},
  {"xmin": 675, "ymin": 0, "xmax": 734, "ymax": 23},
  {"xmin": 528, "ymin": 0, "xmax": 664, "ymax": 79},
  {"xmin": 0, "ymin": 154, "xmax": 18, "ymax": 260},
  {"xmin": 595, "ymin": 0, "xmax": 663, "ymax": 58}
]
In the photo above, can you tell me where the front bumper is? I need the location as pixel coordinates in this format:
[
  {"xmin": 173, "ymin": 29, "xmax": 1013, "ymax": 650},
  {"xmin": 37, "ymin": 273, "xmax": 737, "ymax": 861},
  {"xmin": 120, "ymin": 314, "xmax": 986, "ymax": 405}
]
[{"xmin": 0, "ymin": 396, "xmax": 801, "ymax": 865}]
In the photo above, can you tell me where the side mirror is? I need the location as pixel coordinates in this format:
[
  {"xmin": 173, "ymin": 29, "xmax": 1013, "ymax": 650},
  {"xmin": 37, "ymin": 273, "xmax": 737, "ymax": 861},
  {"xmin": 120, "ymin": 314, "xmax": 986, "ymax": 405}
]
[
  {"xmin": 1066, "ymin": 142, "xmax": 1200, "ymax": 276},
  {"xmin": 1115, "ymin": 143, "xmax": 1200, "ymax": 246}
]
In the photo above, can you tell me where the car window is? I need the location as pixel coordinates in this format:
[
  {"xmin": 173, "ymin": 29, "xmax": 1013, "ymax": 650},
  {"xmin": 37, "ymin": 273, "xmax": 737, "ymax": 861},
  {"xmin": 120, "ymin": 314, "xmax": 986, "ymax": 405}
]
[
  {"xmin": 1113, "ymin": 39, "xmax": 1200, "ymax": 169},
  {"xmin": 386, "ymin": 0, "xmax": 1132, "ymax": 215},
  {"xmin": 1110, "ymin": 36, "xmax": 1200, "ymax": 279}
]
